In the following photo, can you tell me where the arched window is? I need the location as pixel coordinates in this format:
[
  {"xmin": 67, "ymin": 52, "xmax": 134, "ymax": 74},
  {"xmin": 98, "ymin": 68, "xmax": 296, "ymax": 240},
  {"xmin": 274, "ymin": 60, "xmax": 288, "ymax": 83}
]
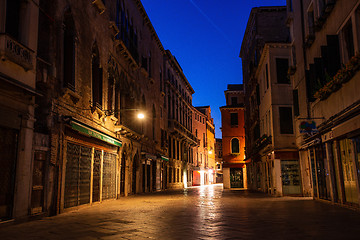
[
  {"xmin": 92, "ymin": 44, "xmax": 103, "ymax": 108},
  {"xmin": 231, "ymin": 138, "xmax": 240, "ymax": 154},
  {"xmin": 63, "ymin": 8, "xmax": 76, "ymax": 90},
  {"xmin": 152, "ymin": 105, "xmax": 156, "ymax": 140}
]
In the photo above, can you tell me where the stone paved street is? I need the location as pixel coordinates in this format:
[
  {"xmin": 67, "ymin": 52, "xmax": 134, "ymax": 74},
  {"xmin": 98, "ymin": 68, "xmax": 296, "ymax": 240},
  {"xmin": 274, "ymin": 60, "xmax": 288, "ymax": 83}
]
[{"xmin": 1, "ymin": 184, "xmax": 360, "ymax": 240}]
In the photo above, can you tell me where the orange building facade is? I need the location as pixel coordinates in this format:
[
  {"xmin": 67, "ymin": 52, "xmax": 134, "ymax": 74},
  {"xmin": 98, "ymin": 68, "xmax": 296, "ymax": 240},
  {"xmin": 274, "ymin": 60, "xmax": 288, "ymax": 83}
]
[{"xmin": 220, "ymin": 84, "xmax": 247, "ymax": 189}]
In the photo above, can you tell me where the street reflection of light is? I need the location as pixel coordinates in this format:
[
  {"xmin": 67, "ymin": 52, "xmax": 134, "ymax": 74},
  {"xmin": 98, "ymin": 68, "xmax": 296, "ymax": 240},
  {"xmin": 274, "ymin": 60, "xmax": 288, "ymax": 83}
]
[
  {"xmin": 183, "ymin": 170, "xmax": 187, "ymax": 188},
  {"xmin": 196, "ymin": 184, "xmax": 220, "ymax": 230}
]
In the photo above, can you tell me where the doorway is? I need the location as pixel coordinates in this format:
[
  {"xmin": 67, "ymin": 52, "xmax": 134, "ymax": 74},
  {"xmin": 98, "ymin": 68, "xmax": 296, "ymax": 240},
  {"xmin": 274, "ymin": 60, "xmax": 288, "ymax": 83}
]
[{"xmin": 230, "ymin": 168, "xmax": 244, "ymax": 188}]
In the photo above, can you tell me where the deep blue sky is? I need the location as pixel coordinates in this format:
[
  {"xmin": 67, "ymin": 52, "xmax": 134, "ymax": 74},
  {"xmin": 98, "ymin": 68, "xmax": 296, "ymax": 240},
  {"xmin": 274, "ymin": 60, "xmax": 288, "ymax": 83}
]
[{"xmin": 141, "ymin": 0, "xmax": 286, "ymax": 138}]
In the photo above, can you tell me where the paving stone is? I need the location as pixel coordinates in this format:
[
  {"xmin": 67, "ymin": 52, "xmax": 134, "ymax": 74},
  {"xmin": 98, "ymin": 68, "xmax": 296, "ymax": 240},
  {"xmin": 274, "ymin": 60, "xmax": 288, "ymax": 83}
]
[{"xmin": 1, "ymin": 185, "xmax": 360, "ymax": 239}]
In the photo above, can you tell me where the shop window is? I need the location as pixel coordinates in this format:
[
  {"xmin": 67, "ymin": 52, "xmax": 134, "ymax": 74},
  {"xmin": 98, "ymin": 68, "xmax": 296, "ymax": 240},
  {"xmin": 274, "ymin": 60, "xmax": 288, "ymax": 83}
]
[
  {"xmin": 276, "ymin": 58, "xmax": 290, "ymax": 84},
  {"xmin": 279, "ymin": 107, "xmax": 293, "ymax": 134},
  {"xmin": 339, "ymin": 139, "xmax": 359, "ymax": 204},
  {"xmin": 231, "ymin": 138, "xmax": 240, "ymax": 154}
]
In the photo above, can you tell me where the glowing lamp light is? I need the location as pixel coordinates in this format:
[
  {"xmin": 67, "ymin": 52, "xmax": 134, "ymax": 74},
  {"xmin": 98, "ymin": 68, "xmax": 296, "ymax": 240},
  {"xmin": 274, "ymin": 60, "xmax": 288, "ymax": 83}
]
[
  {"xmin": 208, "ymin": 150, "xmax": 213, "ymax": 154},
  {"xmin": 137, "ymin": 113, "xmax": 145, "ymax": 119}
]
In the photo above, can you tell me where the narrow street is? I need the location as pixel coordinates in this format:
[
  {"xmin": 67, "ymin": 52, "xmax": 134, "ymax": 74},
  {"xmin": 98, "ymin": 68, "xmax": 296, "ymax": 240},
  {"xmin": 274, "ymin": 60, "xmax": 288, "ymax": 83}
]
[{"xmin": 1, "ymin": 184, "xmax": 360, "ymax": 240}]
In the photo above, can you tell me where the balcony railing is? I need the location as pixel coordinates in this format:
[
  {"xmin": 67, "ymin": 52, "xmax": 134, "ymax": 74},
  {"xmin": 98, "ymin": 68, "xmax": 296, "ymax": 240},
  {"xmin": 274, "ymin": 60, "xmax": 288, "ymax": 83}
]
[
  {"xmin": 168, "ymin": 119, "xmax": 199, "ymax": 146},
  {"xmin": 0, "ymin": 34, "xmax": 34, "ymax": 70}
]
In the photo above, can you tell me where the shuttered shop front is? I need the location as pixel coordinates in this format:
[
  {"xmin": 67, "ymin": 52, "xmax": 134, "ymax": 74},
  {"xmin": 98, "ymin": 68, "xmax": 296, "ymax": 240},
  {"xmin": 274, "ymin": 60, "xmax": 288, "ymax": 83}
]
[{"xmin": 63, "ymin": 120, "xmax": 120, "ymax": 210}]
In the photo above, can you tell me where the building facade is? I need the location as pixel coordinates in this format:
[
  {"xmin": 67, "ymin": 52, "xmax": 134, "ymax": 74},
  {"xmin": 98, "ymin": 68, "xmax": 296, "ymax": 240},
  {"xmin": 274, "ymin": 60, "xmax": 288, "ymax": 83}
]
[
  {"xmin": 0, "ymin": 0, "xmax": 40, "ymax": 221},
  {"xmin": 240, "ymin": 7, "xmax": 294, "ymax": 194},
  {"xmin": 220, "ymin": 84, "xmax": 247, "ymax": 189},
  {"xmin": 164, "ymin": 50, "xmax": 197, "ymax": 189},
  {"xmin": 192, "ymin": 106, "xmax": 215, "ymax": 185},
  {"xmin": 247, "ymin": 42, "xmax": 301, "ymax": 196},
  {"xmin": 287, "ymin": 0, "xmax": 360, "ymax": 206},
  {"xmin": 0, "ymin": 0, "xmax": 204, "ymax": 222}
]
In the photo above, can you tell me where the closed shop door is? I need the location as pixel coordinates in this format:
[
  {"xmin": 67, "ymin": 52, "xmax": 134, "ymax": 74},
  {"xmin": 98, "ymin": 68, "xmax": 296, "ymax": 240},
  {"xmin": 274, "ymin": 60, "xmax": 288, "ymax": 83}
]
[
  {"xmin": 102, "ymin": 152, "xmax": 116, "ymax": 200},
  {"xmin": 315, "ymin": 145, "xmax": 331, "ymax": 200},
  {"xmin": 31, "ymin": 151, "xmax": 46, "ymax": 214},
  {"xmin": 92, "ymin": 149, "xmax": 101, "ymax": 202},
  {"xmin": 64, "ymin": 143, "xmax": 91, "ymax": 208},
  {"xmin": 120, "ymin": 153, "xmax": 125, "ymax": 196},
  {"xmin": 339, "ymin": 139, "xmax": 358, "ymax": 204},
  {"xmin": 0, "ymin": 126, "xmax": 18, "ymax": 220}
]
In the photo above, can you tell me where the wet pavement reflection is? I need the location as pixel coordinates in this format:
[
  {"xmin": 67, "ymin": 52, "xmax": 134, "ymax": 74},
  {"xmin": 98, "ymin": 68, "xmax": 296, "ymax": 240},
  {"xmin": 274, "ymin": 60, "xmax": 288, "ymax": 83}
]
[{"xmin": 1, "ymin": 184, "xmax": 360, "ymax": 239}]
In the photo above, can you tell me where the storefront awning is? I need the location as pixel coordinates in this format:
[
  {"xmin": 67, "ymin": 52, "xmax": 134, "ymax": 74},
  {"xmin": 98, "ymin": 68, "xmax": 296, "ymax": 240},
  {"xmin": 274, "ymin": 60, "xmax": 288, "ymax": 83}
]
[{"xmin": 70, "ymin": 119, "xmax": 122, "ymax": 147}]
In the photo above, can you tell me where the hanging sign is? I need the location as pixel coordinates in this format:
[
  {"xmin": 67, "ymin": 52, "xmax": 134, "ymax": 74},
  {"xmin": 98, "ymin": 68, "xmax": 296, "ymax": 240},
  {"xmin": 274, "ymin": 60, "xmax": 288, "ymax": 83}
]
[{"xmin": 299, "ymin": 121, "xmax": 318, "ymax": 135}]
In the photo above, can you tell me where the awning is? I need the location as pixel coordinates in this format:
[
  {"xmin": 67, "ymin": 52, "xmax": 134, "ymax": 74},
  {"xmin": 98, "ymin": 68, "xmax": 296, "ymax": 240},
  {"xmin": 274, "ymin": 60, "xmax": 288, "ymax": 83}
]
[
  {"xmin": 70, "ymin": 119, "xmax": 122, "ymax": 147},
  {"xmin": 161, "ymin": 155, "xmax": 169, "ymax": 161}
]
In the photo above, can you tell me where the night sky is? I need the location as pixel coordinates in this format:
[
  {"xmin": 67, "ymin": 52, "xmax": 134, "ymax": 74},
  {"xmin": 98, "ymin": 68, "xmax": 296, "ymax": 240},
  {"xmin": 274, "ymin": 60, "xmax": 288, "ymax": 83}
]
[{"xmin": 141, "ymin": 0, "xmax": 286, "ymax": 138}]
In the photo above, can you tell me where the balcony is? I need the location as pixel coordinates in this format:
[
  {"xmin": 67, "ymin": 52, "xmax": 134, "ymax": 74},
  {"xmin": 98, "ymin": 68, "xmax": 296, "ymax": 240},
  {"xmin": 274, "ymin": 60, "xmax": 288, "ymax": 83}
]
[
  {"xmin": 116, "ymin": 39, "xmax": 138, "ymax": 70},
  {"xmin": 0, "ymin": 34, "xmax": 34, "ymax": 71},
  {"xmin": 168, "ymin": 119, "xmax": 199, "ymax": 146}
]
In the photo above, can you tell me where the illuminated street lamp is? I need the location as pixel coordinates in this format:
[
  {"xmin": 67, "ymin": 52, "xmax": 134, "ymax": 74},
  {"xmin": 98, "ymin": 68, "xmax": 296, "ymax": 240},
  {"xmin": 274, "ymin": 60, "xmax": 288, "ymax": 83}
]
[
  {"xmin": 137, "ymin": 113, "xmax": 145, "ymax": 119},
  {"xmin": 105, "ymin": 108, "xmax": 146, "ymax": 119}
]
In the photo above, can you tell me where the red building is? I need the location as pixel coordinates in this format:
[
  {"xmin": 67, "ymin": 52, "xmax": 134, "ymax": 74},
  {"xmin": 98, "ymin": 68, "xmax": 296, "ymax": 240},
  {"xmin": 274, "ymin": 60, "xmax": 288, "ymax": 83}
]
[{"xmin": 220, "ymin": 84, "xmax": 247, "ymax": 189}]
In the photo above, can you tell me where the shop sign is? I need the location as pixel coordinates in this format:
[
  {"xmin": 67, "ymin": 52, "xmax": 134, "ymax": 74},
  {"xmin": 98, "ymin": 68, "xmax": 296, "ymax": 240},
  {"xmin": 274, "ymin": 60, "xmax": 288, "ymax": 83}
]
[
  {"xmin": 321, "ymin": 131, "xmax": 334, "ymax": 142},
  {"xmin": 161, "ymin": 155, "xmax": 169, "ymax": 161},
  {"xmin": 71, "ymin": 121, "xmax": 122, "ymax": 147},
  {"xmin": 299, "ymin": 121, "xmax": 318, "ymax": 135}
]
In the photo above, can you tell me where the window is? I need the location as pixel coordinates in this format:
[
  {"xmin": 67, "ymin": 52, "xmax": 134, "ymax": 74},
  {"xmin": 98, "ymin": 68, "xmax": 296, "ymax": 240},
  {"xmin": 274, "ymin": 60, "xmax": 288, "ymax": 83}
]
[
  {"xmin": 63, "ymin": 9, "xmax": 76, "ymax": 90},
  {"xmin": 160, "ymin": 69, "xmax": 163, "ymax": 91},
  {"xmin": 5, "ymin": 0, "xmax": 21, "ymax": 40},
  {"xmin": 107, "ymin": 74, "xmax": 114, "ymax": 112},
  {"xmin": 141, "ymin": 56, "xmax": 147, "ymax": 71},
  {"xmin": 276, "ymin": 58, "xmax": 290, "ymax": 84},
  {"xmin": 307, "ymin": 5, "xmax": 315, "ymax": 37},
  {"xmin": 230, "ymin": 113, "xmax": 238, "ymax": 126},
  {"xmin": 287, "ymin": 0, "xmax": 293, "ymax": 12},
  {"xmin": 279, "ymin": 107, "xmax": 293, "ymax": 134},
  {"xmin": 92, "ymin": 45, "xmax": 103, "ymax": 109},
  {"xmin": 152, "ymin": 105, "xmax": 156, "ymax": 140},
  {"xmin": 231, "ymin": 138, "xmax": 240, "ymax": 154},
  {"xmin": 317, "ymin": 0, "xmax": 325, "ymax": 16},
  {"xmin": 148, "ymin": 52, "xmax": 152, "ymax": 77},
  {"xmin": 342, "ymin": 20, "xmax": 355, "ymax": 62},
  {"xmin": 231, "ymin": 97, "xmax": 238, "ymax": 106}
]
